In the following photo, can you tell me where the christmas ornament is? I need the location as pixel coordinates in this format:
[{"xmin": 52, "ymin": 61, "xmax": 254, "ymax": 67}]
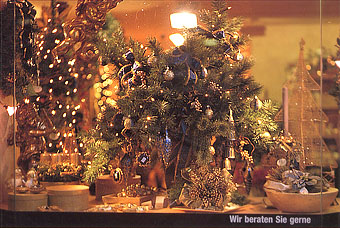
[
  {"xmin": 277, "ymin": 158, "xmax": 287, "ymax": 167},
  {"xmin": 136, "ymin": 152, "xmax": 151, "ymax": 167},
  {"xmin": 228, "ymin": 109, "xmax": 236, "ymax": 141},
  {"xmin": 53, "ymin": 0, "xmax": 122, "ymax": 63},
  {"xmin": 163, "ymin": 67, "xmax": 175, "ymax": 81},
  {"xmin": 209, "ymin": 145, "xmax": 215, "ymax": 156},
  {"xmin": 250, "ymin": 95, "xmax": 263, "ymax": 111},
  {"xmin": 117, "ymin": 184, "xmax": 157, "ymax": 197},
  {"xmin": 179, "ymin": 166, "xmax": 237, "ymax": 210},
  {"xmin": 147, "ymin": 55, "xmax": 158, "ymax": 66},
  {"xmin": 227, "ymin": 145, "xmax": 235, "ymax": 159},
  {"xmin": 205, "ymin": 105, "xmax": 213, "ymax": 119},
  {"xmin": 236, "ymin": 50, "xmax": 244, "ymax": 61},
  {"xmin": 111, "ymin": 168, "xmax": 123, "ymax": 184},
  {"xmin": 190, "ymin": 97, "xmax": 202, "ymax": 112},
  {"xmin": 168, "ymin": 48, "xmax": 206, "ymax": 85},
  {"xmin": 224, "ymin": 158, "xmax": 232, "ymax": 170},
  {"xmin": 159, "ymin": 128, "xmax": 171, "ymax": 167}
]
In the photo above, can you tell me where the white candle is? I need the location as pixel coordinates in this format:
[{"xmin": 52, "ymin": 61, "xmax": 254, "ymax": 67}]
[
  {"xmin": 282, "ymin": 87, "xmax": 289, "ymax": 136},
  {"xmin": 51, "ymin": 153, "xmax": 61, "ymax": 165},
  {"xmin": 70, "ymin": 153, "xmax": 81, "ymax": 165},
  {"xmin": 40, "ymin": 152, "xmax": 51, "ymax": 165}
]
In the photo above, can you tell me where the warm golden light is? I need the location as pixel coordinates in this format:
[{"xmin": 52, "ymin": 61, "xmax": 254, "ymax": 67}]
[
  {"xmin": 335, "ymin": 60, "xmax": 340, "ymax": 68},
  {"xmin": 169, "ymin": 33, "xmax": 185, "ymax": 47},
  {"xmin": 170, "ymin": 12, "xmax": 197, "ymax": 28},
  {"xmin": 6, "ymin": 106, "xmax": 17, "ymax": 116}
]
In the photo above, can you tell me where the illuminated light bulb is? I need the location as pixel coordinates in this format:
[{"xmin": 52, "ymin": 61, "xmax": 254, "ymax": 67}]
[
  {"xmin": 55, "ymin": 39, "xmax": 60, "ymax": 44},
  {"xmin": 39, "ymin": 46, "xmax": 44, "ymax": 51},
  {"xmin": 58, "ymin": 76, "xmax": 62, "ymax": 80},
  {"xmin": 69, "ymin": 123, "xmax": 72, "ymax": 127},
  {"xmin": 72, "ymin": 119, "xmax": 76, "ymax": 123},
  {"xmin": 49, "ymin": 88, "xmax": 53, "ymax": 93},
  {"xmin": 59, "ymin": 104, "xmax": 62, "ymax": 109},
  {"xmin": 66, "ymin": 91, "xmax": 70, "ymax": 95},
  {"xmin": 68, "ymin": 68, "xmax": 72, "ymax": 72},
  {"xmin": 72, "ymin": 111, "xmax": 76, "ymax": 115},
  {"xmin": 49, "ymin": 79, "xmax": 53, "ymax": 83},
  {"xmin": 57, "ymin": 132, "xmax": 61, "ymax": 136},
  {"xmin": 52, "ymin": 28, "xmax": 57, "ymax": 33},
  {"xmin": 66, "ymin": 105, "xmax": 70, "ymax": 109},
  {"xmin": 47, "ymin": 49, "xmax": 51, "ymax": 53},
  {"xmin": 261, "ymin": 131, "xmax": 271, "ymax": 138},
  {"xmin": 57, "ymin": 59, "xmax": 62, "ymax": 63},
  {"xmin": 24, "ymin": 98, "xmax": 30, "ymax": 104},
  {"xmin": 74, "ymin": 148, "xmax": 78, "ymax": 153},
  {"xmin": 49, "ymin": 64, "xmax": 54, "ymax": 68},
  {"xmin": 86, "ymin": 74, "xmax": 92, "ymax": 80},
  {"xmin": 149, "ymin": 138, "xmax": 152, "ymax": 142},
  {"xmin": 170, "ymin": 12, "xmax": 197, "ymax": 28},
  {"xmin": 6, "ymin": 106, "xmax": 17, "ymax": 116},
  {"xmin": 63, "ymin": 113, "xmax": 67, "ymax": 117},
  {"xmin": 43, "ymin": 27, "xmax": 48, "ymax": 31},
  {"xmin": 52, "ymin": 110, "xmax": 56, "ymax": 115},
  {"xmin": 63, "ymin": 133, "xmax": 67, "ymax": 137},
  {"xmin": 81, "ymin": 99, "xmax": 85, "ymax": 103},
  {"xmin": 335, "ymin": 60, "xmax": 340, "ymax": 68},
  {"xmin": 160, "ymin": 90, "xmax": 164, "ymax": 93},
  {"xmin": 257, "ymin": 119, "xmax": 262, "ymax": 124},
  {"xmin": 140, "ymin": 105, "xmax": 143, "ymax": 109},
  {"xmin": 37, "ymin": 52, "xmax": 40, "ymax": 55},
  {"xmin": 48, "ymin": 143, "xmax": 52, "ymax": 147},
  {"xmin": 65, "ymin": 81, "xmax": 69, "ymax": 85},
  {"xmin": 151, "ymin": 98, "xmax": 155, "ymax": 101},
  {"xmin": 73, "ymin": 88, "xmax": 77, "ymax": 93},
  {"xmin": 146, "ymin": 116, "xmax": 151, "ymax": 121},
  {"xmin": 74, "ymin": 73, "xmax": 79, "ymax": 78},
  {"xmin": 169, "ymin": 33, "xmax": 185, "ymax": 47},
  {"xmin": 43, "ymin": 55, "xmax": 48, "ymax": 59},
  {"xmin": 75, "ymin": 105, "xmax": 81, "ymax": 110},
  {"xmin": 47, "ymin": 18, "xmax": 51, "ymax": 23},
  {"xmin": 145, "ymin": 125, "xmax": 148, "ymax": 129},
  {"xmin": 36, "ymin": 97, "xmax": 40, "ymax": 102},
  {"xmin": 68, "ymin": 59, "xmax": 76, "ymax": 66},
  {"xmin": 80, "ymin": 143, "xmax": 84, "ymax": 148}
]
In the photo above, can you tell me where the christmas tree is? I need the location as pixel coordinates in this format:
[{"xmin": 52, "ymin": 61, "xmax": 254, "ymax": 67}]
[
  {"xmin": 35, "ymin": 0, "xmax": 81, "ymax": 155},
  {"xmin": 82, "ymin": 0, "xmax": 279, "ymax": 192},
  {"xmin": 276, "ymin": 39, "xmax": 337, "ymax": 170}
]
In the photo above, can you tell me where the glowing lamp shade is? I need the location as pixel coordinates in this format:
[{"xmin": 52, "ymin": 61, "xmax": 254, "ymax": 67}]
[
  {"xmin": 6, "ymin": 106, "xmax": 17, "ymax": 116},
  {"xmin": 169, "ymin": 33, "xmax": 185, "ymax": 46},
  {"xmin": 335, "ymin": 60, "xmax": 340, "ymax": 69},
  {"xmin": 170, "ymin": 12, "xmax": 197, "ymax": 29}
]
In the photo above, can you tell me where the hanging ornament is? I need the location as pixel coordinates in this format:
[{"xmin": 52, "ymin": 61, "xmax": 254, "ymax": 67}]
[
  {"xmin": 250, "ymin": 96, "xmax": 263, "ymax": 111},
  {"xmin": 163, "ymin": 67, "xmax": 175, "ymax": 81},
  {"xmin": 227, "ymin": 145, "xmax": 235, "ymax": 159},
  {"xmin": 136, "ymin": 152, "xmax": 151, "ymax": 167},
  {"xmin": 236, "ymin": 50, "xmax": 244, "ymax": 61},
  {"xmin": 110, "ymin": 167, "xmax": 123, "ymax": 184},
  {"xmin": 277, "ymin": 158, "xmax": 287, "ymax": 167},
  {"xmin": 228, "ymin": 109, "xmax": 236, "ymax": 141},
  {"xmin": 209, "ymin": 145, "xmax": 215, "ymax": 156},
  {"xmin": 160, "ymin": 128, "xmax": 171, "ymax": 167},
  {"xmin": 122, "ymin": 116, "xmax": 133, "ymax": 139},
  {"xmin": 120, "ymin": 153, "xmax": 133, "ymax": 176},
  {"xmin": 147, "ymin": 55, "xmax": 158, "ymax": 66},
  {"xmin": 224, "ymin": 158, "xmax": 232, "ymax": 170},
  {"xmin": 244, "ymin": 167, "xmax": 253, "ymax": 195},
  {"xmin": 169, "ymin": 48, "xmax": 205, "ymax": 85},
  {"xmin": 205, "ymin": 105, "xmax": 213, "ymax": 119},
  {"xmin": 190, "ymin": 97, "xmax": 202, "ymax": 112}
]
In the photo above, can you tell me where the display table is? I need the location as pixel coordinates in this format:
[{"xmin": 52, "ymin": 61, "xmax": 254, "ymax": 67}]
[{"xmin": 1, "ymin": 196, "xmax": 340, "ymax": 227}]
